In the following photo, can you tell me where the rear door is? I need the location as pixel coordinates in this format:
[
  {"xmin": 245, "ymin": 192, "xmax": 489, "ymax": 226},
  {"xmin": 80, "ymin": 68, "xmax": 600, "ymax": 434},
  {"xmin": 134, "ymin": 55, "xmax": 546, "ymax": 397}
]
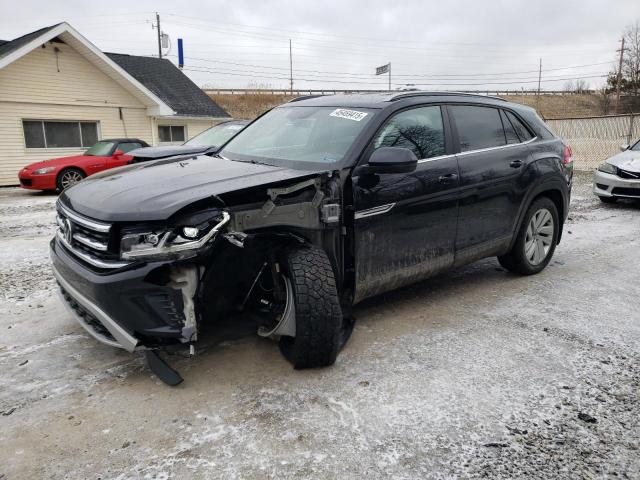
[
  {"xmin": 352, "ymin": 105, "xmax": 459, "ymax": 302},
  {"xmin": 447, "ymin": 104, "xmax": 535, "ymax": 264}
]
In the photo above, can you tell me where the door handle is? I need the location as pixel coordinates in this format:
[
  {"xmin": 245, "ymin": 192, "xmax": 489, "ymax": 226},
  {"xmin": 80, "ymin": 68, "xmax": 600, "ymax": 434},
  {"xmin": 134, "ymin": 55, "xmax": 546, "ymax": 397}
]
[
  {"xmin": 438, "ymin": 173, "xmax": 458, "ymax": 185},
  {"xmin": 510, "ymin": 159, "xmax": 523, "ymax": 168}
]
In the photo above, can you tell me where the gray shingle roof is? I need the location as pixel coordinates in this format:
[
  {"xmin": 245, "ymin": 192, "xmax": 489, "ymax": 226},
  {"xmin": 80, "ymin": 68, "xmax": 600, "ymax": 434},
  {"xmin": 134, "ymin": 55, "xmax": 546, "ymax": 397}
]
[
  {"xmin": 0, "ymin": 24, "xmax": 60, "ymax": 59},
  {"xmin": 0, "ymin": 24, "xmax": 229, "ymax": 118},
  {"xmin": 106, "ymin": 53, "xmax": 229, "ymax": 118}
]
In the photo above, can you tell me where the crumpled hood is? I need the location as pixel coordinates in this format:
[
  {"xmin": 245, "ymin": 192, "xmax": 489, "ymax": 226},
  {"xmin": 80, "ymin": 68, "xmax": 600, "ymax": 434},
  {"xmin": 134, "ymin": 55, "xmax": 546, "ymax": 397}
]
[
  {"xmin": 24, "ymin": 155, "xmax": 89, "ymax": 171},
  {"xmin": 605, "ymin": 149, "xmax": 640, "ymax": 172},
  {"xmin": 60, "ymin": 155, "xmax": 323, "ymax": 222},
  {"xmin": 129, "ymin": 145, "xmax": 214, "ymax": 160}
]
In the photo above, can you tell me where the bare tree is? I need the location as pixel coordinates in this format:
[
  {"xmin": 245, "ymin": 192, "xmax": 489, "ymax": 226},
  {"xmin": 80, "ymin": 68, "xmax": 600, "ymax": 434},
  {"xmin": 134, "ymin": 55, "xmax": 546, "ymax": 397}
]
[
  {"xmin": 597, "ymin": 88, "xmax": 612, "ymax": 115},
  {"xmin": 622, "ymin": 20, "xmax": 640, "ymax": 96}
]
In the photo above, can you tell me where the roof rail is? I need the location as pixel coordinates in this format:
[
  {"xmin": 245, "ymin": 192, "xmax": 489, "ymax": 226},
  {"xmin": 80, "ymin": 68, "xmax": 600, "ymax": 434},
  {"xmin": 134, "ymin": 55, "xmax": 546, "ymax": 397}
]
[
  {"xmin": 388, "ymin": 91, "xmax": 506, "ymax": 102},
  {"xmin": 288, "ymin": 94, "xmax": 326, "ymax": 103}
]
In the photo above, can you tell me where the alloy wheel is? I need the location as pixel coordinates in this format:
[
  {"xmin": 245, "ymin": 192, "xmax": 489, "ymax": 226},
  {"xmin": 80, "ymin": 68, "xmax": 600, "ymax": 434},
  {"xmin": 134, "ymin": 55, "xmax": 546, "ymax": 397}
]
[
  {"xmin": 524, "ymin": 208, "xmax": 554, "ymax": 265},
  {"xmin": 60, "ymin": 171, "xmax": 84, "ymax": 189}
]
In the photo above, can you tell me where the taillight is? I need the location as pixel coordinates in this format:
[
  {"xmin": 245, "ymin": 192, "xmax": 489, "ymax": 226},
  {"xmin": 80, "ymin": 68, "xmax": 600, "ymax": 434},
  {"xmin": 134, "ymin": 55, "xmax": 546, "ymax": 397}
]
[{"xmin": 562, "ymin": 145, "xmax": 573, "ymax": 166}]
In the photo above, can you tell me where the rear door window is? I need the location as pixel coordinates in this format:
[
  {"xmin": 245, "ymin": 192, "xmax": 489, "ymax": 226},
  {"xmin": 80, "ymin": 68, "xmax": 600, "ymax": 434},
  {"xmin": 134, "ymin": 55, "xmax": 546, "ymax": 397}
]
[
  {"xmin": 504, "ymin": 111, "xmax": 534, "ymax": 142},
  {"xmin": 500, "ymin": 110, "xmax": 520, "ymax": 144},
  {"xmin": 449, "ymin": 105, "xmax": 506, "ymax": 152},
  {"xmin": 373, "ymin": 106, "xmax": 445, "ymax": 159}
]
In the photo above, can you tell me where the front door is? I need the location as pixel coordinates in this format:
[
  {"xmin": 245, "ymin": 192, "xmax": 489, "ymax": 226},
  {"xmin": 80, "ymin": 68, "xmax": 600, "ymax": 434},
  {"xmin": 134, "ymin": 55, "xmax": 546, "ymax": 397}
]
[{"xmin": 352, "ymin": 105, "xmax": 459, "ymax": 302}]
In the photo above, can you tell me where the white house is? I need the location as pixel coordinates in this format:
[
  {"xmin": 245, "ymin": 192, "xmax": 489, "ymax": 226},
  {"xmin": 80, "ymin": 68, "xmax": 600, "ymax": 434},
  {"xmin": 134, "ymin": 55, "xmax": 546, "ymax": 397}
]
[{"xmin": 0, "ymin": 22, "xmax": 230, "ymax": 186}]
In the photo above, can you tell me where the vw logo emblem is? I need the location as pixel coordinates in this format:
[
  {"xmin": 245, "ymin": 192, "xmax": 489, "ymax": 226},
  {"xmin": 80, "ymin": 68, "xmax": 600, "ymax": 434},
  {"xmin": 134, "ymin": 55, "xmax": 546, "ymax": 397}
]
[{"xmin": 64, "ymin": 218, "xmax": 72, "ymax": 244}]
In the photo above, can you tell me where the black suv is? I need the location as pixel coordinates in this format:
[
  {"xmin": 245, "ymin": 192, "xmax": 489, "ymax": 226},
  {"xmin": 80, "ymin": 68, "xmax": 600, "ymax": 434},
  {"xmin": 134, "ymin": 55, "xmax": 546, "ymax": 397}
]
[{"xmin": 50, "ymin": 92, "xmax": 572, "ymax": 384}]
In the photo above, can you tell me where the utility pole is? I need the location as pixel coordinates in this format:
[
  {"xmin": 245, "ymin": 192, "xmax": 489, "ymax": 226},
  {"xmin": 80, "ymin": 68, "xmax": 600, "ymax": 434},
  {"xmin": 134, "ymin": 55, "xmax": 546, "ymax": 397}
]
[
  {"xmin": 388, "ymin": 62, "xmax": 391, "ymax": 91},
  {"xmin": 156, "ymin": 12, "xmax": 162, "ymax": 59},
  {"xmin": 289, "ymin": 39, "xmax": 293, "ymax": 94},
  {"xmin": 616, "ymin": 36, "xmax": 625, "ymax": 114},
  {"xmin": 536, "ymin": 58, "xmax": 542, "ymax": 111}
]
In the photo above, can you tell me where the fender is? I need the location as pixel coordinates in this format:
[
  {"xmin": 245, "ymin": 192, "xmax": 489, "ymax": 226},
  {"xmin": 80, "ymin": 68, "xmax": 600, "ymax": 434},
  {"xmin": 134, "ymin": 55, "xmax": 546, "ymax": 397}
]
[{"xmin": 508, "ymin": 173, "xmax": 570, "ymax": 251}]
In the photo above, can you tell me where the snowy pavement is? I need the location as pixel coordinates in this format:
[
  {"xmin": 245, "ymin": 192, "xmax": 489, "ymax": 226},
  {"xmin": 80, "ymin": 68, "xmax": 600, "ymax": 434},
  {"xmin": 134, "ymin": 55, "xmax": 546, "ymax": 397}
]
[{"xmin": 0, "ymin": 172, "xmax": 639, "ymax": 479}]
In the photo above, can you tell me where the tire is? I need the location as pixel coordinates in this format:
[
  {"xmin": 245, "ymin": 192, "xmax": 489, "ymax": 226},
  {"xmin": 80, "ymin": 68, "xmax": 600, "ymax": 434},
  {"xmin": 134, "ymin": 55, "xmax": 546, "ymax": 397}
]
[
  {"xmin": 56, "ymin": 168, "xmax": 85, "ymax": 191},
  {"xmin": 598, "ymin": 195, "xmax": 617, "ymax": 204},
  {"xmin": 278, "ymin": 244, "xmax": 345, "ymax": 369},
  {"xmin": 498, "ymin": 197, "xmax": 559, "ymax": 275}
]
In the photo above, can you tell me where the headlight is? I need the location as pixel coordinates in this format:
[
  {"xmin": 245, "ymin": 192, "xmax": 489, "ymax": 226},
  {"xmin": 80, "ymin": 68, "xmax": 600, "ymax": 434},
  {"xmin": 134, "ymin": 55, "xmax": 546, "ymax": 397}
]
[
  {"xmin": 120, "ymin": 211, "xmax": 230, "ymax": 261},
  {"xmin": 597, "ymin": 162, "xmax": 617, "ymax": 175},
  {"xmin": 33, "ymin": 166, "xmax": 56, "ymax": 175}
]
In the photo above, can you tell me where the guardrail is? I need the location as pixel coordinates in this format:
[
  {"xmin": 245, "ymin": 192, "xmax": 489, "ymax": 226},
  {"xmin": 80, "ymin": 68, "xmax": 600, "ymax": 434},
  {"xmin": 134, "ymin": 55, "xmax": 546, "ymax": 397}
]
[{"xmin": 204, "ymin": 88, "xmax": 595, "ymax": 96}]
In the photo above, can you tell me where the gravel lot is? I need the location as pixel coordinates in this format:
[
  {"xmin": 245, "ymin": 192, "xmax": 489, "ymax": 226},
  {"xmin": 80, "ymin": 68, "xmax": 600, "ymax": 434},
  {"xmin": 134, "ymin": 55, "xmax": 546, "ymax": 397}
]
[{"xmin": 0, "ymin": 172, "xmax": 639, "ymax": 479}]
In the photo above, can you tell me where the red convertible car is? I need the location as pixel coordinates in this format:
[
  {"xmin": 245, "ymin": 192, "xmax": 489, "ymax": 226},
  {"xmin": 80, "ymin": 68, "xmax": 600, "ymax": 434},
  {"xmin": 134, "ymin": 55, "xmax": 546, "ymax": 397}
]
[{"xmin": 18, "ymin": 138, "xmax": 149, "ymax": 191}]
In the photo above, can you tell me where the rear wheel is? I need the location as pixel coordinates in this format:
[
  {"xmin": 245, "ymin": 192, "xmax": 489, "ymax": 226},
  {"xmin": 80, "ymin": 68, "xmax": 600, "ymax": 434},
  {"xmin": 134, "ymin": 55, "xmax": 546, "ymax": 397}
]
[
  {"xmin": 56, "ymin": 168, "xmax": 85, "ymax": 191},
  {"xmin": 598, "ymin": 195, "xmax": 617, "ymax": 204},
  {"xmin": 278, "ymin": 244, "xmax": 346, "ymax": 369},
  {"xmin": 498, "ymin": 197, "xmax": 559, "ymax": 275}
]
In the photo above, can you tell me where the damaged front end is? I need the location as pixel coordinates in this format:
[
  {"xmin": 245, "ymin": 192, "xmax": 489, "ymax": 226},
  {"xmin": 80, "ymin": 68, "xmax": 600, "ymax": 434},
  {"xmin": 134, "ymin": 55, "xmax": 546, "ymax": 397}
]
[{"xmin": 51, "ymin": 172, "xmax": 344, "ymax": 384}]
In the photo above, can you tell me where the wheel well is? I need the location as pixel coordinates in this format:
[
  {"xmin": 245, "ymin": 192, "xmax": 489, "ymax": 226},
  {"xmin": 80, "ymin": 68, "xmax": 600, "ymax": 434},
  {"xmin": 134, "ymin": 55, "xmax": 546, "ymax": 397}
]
[
  {"xmin": 56, "ymin": 167, "xmax": 86, "ymax": 187},
  {"xmin": 532, "ymin": 189, "xmax": 565, "ymax": 243}
]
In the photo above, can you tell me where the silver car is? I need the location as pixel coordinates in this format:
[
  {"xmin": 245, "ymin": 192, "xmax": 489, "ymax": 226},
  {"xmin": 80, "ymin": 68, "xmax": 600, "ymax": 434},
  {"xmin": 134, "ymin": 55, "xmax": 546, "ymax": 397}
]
[{"xmin": 593, "ymin": 139, "xmax": 640, "ymax": 203}]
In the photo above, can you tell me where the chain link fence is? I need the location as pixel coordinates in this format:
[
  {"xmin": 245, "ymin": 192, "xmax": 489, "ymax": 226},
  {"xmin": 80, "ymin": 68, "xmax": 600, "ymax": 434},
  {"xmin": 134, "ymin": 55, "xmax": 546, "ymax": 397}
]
[{"xmin": 546, "ymin": 114, "xmax": 639, "ymax": 170}]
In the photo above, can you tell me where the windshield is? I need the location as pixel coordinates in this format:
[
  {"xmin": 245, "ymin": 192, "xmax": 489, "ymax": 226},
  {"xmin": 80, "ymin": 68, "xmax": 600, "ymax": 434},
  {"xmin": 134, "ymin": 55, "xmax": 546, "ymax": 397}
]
[
  {"xmin": 84, "ymin": 141, "xmax": 115, "ymax": 156},
  {"xmin": 221, "ymin": 106, "xmax": 375, "ymax": 167},
  {"xmin": 185, "ymin": 122, "xmax": 246, "ymax": 147}
]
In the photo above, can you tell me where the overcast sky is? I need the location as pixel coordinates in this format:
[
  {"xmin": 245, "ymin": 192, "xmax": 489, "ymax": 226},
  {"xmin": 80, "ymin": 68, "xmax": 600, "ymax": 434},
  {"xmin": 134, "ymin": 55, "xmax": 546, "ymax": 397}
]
[{"xmin": 1, "ymin": 0, "xmax": 639, "ymax": 91}]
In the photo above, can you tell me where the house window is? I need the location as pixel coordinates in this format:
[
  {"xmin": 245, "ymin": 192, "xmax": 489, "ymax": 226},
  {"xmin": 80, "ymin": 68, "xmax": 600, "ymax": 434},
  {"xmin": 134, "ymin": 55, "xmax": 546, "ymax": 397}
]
[
  {"xmin": 159, "ymin": 125, "xmax": 185, "ymax": 143},
  {"xmin": 22, "ymin": 120, "xmax": 99, "ymax": 148}
]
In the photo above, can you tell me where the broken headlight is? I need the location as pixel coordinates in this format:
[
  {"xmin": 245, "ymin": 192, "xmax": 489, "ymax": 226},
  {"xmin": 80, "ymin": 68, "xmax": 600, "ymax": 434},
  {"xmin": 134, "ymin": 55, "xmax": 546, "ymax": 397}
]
[{"xmin": 120, "ymin": 211, "xmax": 230, "ymax": 261}]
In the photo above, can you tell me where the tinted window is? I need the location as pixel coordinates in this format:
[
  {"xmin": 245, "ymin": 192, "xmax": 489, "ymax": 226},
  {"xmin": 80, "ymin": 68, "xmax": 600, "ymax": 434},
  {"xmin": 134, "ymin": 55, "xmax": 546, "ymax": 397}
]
[
  {"xmin": 81, "ymin": 122, "xmax": 99, "ymax": 146},
  {"xmin": 44, "ymin": 122, "xmax": 82, "ymax": 148},
  {"xmin": 373, "ymin": 106, "xmax": 445, "ymax": 159},
  {"xmin": 23, "ymin": 120, "xmax": 98, "ymax": 148},
  {"xmin": 505, "ymin": 111, "xmax": 534, "ymax": 142},
  {"xmin": 450, "ymin": 106, "xmax": 505, "ymax": 152},
  {"xmin": 500, "ymin": 110, "xmax": 520, "ymax": 144},
  {"xmin": 23, "ymin": 121, "xmax": 45, "ymax": 148},
  {"xmin": 118, "ymin": 142, "xmax": 142, "ymax": 153}
]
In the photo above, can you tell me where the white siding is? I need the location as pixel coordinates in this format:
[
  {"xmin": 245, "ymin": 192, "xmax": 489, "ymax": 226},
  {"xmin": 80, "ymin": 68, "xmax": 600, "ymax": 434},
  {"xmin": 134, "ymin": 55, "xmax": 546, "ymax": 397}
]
[
  {"xmin": 0, "ymin": 102, "xmax": 152, "ymax": 185},
  {"xmin": 0, "ymin": 42, "xmax": 154, "ymax": 186}
]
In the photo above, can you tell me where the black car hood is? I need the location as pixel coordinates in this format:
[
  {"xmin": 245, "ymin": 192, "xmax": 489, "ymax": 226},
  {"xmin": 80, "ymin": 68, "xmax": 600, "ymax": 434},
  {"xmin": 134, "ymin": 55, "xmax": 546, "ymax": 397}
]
[
  {"xmin": 61, "ymin": 155, "xmax": 324, "ymax": 222},
  {"xmin": 129, "ymin": 144, "xmax": 215, "ymax": 160}
]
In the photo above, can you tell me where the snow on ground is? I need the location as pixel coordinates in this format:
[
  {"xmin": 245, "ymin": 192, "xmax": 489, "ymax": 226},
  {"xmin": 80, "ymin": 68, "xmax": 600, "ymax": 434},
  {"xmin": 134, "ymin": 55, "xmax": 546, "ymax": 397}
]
[{"xmin": 0, "ymin": 173, "xmax": 639, "ymax": 479}]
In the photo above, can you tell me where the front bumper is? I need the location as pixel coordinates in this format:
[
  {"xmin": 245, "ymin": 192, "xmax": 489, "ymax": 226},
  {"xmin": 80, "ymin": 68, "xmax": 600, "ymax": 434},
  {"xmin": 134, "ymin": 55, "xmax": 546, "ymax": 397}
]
[
  {"xmin": 593, "ymin": 169, "xmax": 640, "ymax": 198},
  {"xmin": 19, "ymin": 171, "xmax": 57, "ymax": 190},
  {"xmin": 50, "ymin": 238, "xmax": 189, "ymax": 350}
]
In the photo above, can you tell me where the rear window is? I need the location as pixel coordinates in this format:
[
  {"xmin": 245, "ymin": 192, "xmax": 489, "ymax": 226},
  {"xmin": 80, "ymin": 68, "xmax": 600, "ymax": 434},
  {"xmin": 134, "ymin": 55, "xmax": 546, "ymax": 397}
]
[{"xmin": 449, "ymin": 105, "xmax": 506, "ymax": 152}]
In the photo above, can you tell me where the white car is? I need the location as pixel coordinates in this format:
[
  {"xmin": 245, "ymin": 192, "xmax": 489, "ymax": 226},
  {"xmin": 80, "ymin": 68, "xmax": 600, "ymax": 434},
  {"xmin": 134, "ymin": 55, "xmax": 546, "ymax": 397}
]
[{"xmin": 593, "ymin": 139, "xmax": 640, "ymax": 203}]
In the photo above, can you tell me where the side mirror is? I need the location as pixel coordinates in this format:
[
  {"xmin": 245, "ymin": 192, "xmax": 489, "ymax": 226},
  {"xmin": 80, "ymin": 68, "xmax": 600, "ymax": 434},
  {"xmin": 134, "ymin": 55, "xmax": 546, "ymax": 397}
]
[
  {"xmin": 620, "ymin": 144, "xmax": 630, "ymax": 152},
  {"xmin": 365, "ymin": 147, "xmax": 418, "ymax": 174},
  {"xmin": 113, "ymin": 149, "xmax": 125, "ymax": 157}
]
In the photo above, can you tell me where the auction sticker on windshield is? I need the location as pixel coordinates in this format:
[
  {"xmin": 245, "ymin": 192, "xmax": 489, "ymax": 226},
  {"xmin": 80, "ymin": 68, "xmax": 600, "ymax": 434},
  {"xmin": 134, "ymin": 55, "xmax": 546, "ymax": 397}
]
[{"xmin": 330, "ymin": 109, "xmax": 369, "ymax": 121}]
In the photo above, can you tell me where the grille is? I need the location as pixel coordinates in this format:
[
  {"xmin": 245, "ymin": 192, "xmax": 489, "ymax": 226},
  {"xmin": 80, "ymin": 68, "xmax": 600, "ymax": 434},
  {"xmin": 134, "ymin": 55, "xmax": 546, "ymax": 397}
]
[
  {"xmin": 59, "ymin": 283, "xmax": 116, "ymax": 342},
  {"xmin": 617, "ymin": 168, "xmax": 640, "ymax": 180},
  {"xmin": 56, "ymin": 202, "xmax": 130, "ymax": 269},
  {"xmin": 612, "ymin": 187, "xmax": 640, "ymax": 197},
  {"xmin": 20, "ymin": 179, "xmax": 32, "ymax": 186}
]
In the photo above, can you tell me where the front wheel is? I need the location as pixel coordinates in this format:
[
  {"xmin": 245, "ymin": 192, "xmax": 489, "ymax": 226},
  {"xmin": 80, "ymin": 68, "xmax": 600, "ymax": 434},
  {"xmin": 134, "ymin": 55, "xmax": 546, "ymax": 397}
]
[
  {"xmin": 278, "ymin": 244, "xmax": 346, "ymax": 369},
  {"xmin": 56, "ymin": 168, "xmax": 85, "ymax": 191},
  {"xmin": 498, "ymin": 197, "xmax": 559, "ymax": 275}
]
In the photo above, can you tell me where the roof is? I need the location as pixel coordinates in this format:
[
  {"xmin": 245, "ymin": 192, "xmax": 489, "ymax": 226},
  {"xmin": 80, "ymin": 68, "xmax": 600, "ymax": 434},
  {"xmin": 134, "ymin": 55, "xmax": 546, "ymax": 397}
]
[
  {"xmin": 0, "ymin": 23, "xmax": 228, "ymax": 119},
  {"xmin": 0, "ymin": 24, "xmax": 60, "ymax": 59},
  {"xmin": 287, "ymin": 91, "xmax": 512, "ymax": 109},
  {"xmin": 106, "ymin": 53, "xmax": 229, "ymax": 118}
]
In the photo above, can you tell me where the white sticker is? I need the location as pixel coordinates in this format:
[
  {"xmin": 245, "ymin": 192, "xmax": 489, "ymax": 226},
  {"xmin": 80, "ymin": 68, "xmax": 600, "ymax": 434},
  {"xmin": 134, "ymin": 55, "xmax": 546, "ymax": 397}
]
[
  {"xmin": 226, "ymin": 125, "xmax": 244, "ymax": 130},
  {"xmin": 330, "ymin": 109, "xmax": 369, "ymax": 122}
]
